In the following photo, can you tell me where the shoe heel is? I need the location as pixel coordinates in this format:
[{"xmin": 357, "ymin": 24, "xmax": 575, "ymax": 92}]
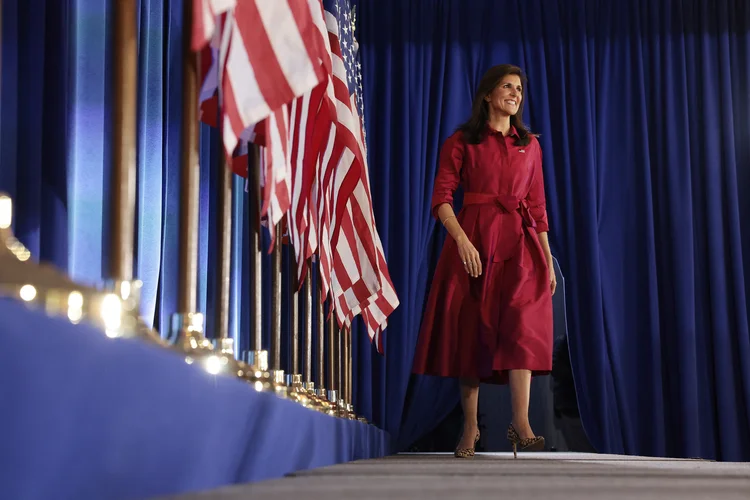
[
  {"xmin": 454, "ymin": 431, "xmax": 480, "ymax": 459},
  {"xmin": 507, "ymin": 423, "xmax": 519, "ymax": 459}
]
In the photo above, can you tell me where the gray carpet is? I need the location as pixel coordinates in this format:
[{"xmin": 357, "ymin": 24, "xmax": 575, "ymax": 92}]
[{"xmin": 163, "ymin": 452, "xmax": 750, "ymax": 499}]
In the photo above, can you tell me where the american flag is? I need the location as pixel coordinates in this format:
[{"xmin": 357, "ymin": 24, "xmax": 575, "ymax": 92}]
[
  {"xmin": 287, "ymin": 2, "xmax": 334, "ymax": 287},
  {"xmin": 287, "ymin": 0, "xmax": 372, "ymax": 305},
  {"xmin": 194, "ymin": 0, "xmax": 399, "ymax": 351},
  {"xmin": 322, "ymin": 0, "xmax": 399, "ymax": 351},
  {"xmin": 192, "ymin": 0, "xmax": 329, "ymax": 244}
]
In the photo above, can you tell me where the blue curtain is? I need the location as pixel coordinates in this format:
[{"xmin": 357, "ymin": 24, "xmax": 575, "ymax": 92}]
[
  {"xmin": 4, "ymin": 0, "xmax": 750, "ymax": 463},
  {"xmin": 0, "ymin": 0, "xmax": 71, "ymax": 270},
  {"xmin": 355, "ymin": 0, "xmax": 750, "ymax": 461}
]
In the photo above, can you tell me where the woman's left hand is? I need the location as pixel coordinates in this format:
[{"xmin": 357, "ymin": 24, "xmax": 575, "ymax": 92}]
[{"xmin": 548, "ymin": 261, "xmax": 557, "ymax": 296}]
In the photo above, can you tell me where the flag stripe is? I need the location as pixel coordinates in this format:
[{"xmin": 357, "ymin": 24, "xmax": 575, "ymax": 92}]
[{"xmin": 241, "ymin": 1, "xmax": 300, "ymax": 106}]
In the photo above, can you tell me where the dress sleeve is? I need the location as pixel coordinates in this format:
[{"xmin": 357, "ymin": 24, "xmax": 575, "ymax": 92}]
[
  {"xmin": 430, "ymin": 132, "xmax": 465, "ymax": 219},
  {"xmin": 526, "ymin": 140, "xmax": 550, "ymax": 233}
]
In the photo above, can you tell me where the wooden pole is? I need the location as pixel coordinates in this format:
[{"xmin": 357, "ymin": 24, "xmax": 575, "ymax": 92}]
[
  {"xmin": 328, "ymin": 308, "xmax": 340, "ymax": 412},
  {"xmin": 270, "ymin": 226, "xmax": 282, "ymax": 369},
  {"xmin": 177, "ymin": 1, "xmax": 200, "ymax": 314},
  {"xmin": 317, "ymin": 284, "xmax": 325, "ymax": 389},
  {"xmin": 250, "ymin": 148, "xmax": 263, "ymax": 353},
  {"xmin": 304, "ymin": 268, "xmax": 313, "ymax": 383},
  {"xmin": 290, "ymin": 256, "xmax": 300, "ymax": 375},
  {"xmin": 110, "ymin": 0, "xmax": 138, "ymax": 282},
  {"xmin": 214, "ymin": 153, "xmax": 232, "ymax": 339}
]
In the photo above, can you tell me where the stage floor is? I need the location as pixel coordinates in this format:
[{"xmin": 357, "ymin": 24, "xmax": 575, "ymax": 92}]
[{"xmin": 165, "ymin": 452, "xmax": 750, "ymax": 499}]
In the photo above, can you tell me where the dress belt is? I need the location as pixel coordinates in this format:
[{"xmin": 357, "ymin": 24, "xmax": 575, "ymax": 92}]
[{"xmin": 462, "ymin": 192, "xmax": 537, "ymax": 229}]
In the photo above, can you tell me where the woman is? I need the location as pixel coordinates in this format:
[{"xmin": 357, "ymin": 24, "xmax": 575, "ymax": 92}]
[{"xmin": 412, "ymin": 64, "xmax": 556, "ymax": 459}]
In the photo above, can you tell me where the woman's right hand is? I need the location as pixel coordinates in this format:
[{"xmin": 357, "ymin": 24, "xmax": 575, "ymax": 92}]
[{"xmin": 456, "ymin": 234, "xmax": 482, "ymax": 278}]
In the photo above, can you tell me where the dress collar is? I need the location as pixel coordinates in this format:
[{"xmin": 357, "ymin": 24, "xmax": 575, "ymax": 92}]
[{"xmin": 485, "ymin": 122, "xmax": 519, "ymax": 138}]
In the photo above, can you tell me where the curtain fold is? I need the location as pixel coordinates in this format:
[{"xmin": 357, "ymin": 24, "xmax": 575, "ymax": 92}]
[{"xmin": 1, "ymin": 0, "xmax": 71, "ymax": 270}]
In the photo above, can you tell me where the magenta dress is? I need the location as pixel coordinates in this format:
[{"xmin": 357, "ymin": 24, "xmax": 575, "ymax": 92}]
[{"xmin": 412, "ymin": 125, "xmax": 553, "ymax": 384}]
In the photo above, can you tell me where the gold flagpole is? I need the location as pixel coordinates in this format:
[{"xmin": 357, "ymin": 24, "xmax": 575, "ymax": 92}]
[
  {"xmin": 105, "ymin": 0, "xmax": 166, "ymax": 342},
  {"xmin": 304, "ymin": 268, "xmax": 313, "ymax": 388},
  {"xmin": 315, "ymin": 283, "xmax": 334, "ymax": 414},
  {"xmin": 177, "ymin": 11, "xmax": 200, "ymax": 318},
  {"xmin": 169, "ymin": 0, "xmax": 213, "ymax": 357},
  {"xmin": 110, "ymin": 0, "xmax": 137, "ymax": 284},
  {"xmin": 208, "ymin": 143, "xmax": 246, "ymax": 369},
  {"xmin": 270, "ymin": 224, "xmax": 286, "ymax": 395},
  {"xmin": 207, "ymin": 119, "xmax": 252, "ymax": 381},
  {"xmin": 327, "ymin": 309, "xmax": 339, "ymax": 413},
  {"xmin": 233, "ymin": 145, "xmax": 273, "ymax": 389},
  {"xmin": 344, "ymin": 327, "xmax": 355, "ymax": 420},
  {"xmin": 249, "ymin": 147, "xmax": 265, "ymax": 367},
  {"xmin": 214, "ymin": 154, "xmax": 232, "ymax": 342},
  {"xmin": 302, "ymin": 263, "xmax": 324, "ymax": 410},
  {"xmin": 344, "ymin": 326, "xmax": 351, "ymax": 418},
  {"xmin": 317, "ymin": 289, "xmax": 325, "ymax": 389},
  {"xmin": 336, "ymin": 318, "xmax": 344, "ymax": 416},
  {"xmin": 290, "ymin": 260, "xmax": 300, "ymax": 378},
  {"xmin": 286, "ymin": 253, "xmax": 310, "ymax": 406}
]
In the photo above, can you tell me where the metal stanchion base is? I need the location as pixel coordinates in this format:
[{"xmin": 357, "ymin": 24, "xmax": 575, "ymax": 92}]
[
  {"xmin": 302, "ymin": 382, "xmax": 328, "ymax": 413},
  {"xmin": 103, "ymin": 279, "xmax": 167, "ymax": 346},
  {"xmin": 315, "ymin": 387, "xmax": 337, "ymax": 417},
  {"xmin": 246, "ymin": 350, "xmax": 268, "ymax": 370},
  {"xmin": 171, "ymin": 312, "xmax": 216, "ymax": 365},
  {"xmin": 271, "ymin": 369, "xmax": 287, "ymax": 398},
  {"xmin": 171, "ymin": 316, "xmax": 273, "ymax": 393},
  {"xmin": 348, "ymin": 404, "xmax": 359, "ymax": 421},
  {"xmin": 327, "ymin": 389, "xmax": 339, "ymax": 417},
  {"xmin": 336, "ymin": 399, "xmax": 347, "ymax": 419},
  {"xmin": 239, "ymin": 350, "xmax": 274, "ymax": 392},
  {"xmin": 286, "ymin": 374, "xmax": 313, "ymax": 408},
  {"xmin": 199, "ymin": 338, "xmax": 268, "ymax": 388},
  {"xmin": 239, "ymin": 364, "xmax": 274, "ymax": 392}
]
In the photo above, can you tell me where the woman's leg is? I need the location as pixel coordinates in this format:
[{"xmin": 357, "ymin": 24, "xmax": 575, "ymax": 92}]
[
  {"xmin": 508, "ymin": 369, "xmax": 535, "ymax": 440},
  {"xmin": 457, "ymin": 377, "xmax": 481, "ymax": 449}
]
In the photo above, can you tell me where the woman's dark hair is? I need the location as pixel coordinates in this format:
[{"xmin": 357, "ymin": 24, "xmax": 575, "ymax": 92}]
[{"xmin": 457, "ymin": 64, "xmax": 532, "ymax": 146}]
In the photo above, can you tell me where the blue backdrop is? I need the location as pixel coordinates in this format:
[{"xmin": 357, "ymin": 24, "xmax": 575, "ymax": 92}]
[
  {"xmin": 2, "ymin": 0, "xmax": 750, "ymax": 463},
  {"xmin": 355, "ymin": 0, "xmax": 750, "ymax": 461}
]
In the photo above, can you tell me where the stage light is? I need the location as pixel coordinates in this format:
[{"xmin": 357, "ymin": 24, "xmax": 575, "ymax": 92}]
[
  {"xmin": 19, "ymin": 285, "xmax": 36, "ymax": 302},
  {"xmin": 100, "ymin": 293, "xmax": 123, "ymax": 337},
  {"xmin": 0, "ymin": 195, "xmax": 11, "ymax": 230}
]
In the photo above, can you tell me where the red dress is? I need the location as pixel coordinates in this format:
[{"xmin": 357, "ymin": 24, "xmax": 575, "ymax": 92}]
[{"xmin": 412, "ymin": 125, "xmax": 553, "ymax": 385}]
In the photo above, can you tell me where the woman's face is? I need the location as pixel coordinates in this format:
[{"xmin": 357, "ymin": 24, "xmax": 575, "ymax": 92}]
[{"xmin": 485, "ymin": 74, "xmax": 523, "ymax": 117}]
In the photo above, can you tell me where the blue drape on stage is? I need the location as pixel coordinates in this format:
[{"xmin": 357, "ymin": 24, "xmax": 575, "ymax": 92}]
[
  {"xmin": 355, "ymin": 0, "xmax": 750, "ymax": 461},
  {"xmin": 2, "ymin": 0, "xmax": 750, "ymax": 465},
  {"xmin": 0, "ymin": 297, "xmax": 389, "ymax": 500}
]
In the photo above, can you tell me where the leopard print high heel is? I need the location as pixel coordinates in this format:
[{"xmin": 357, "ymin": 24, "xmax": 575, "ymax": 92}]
[
  {"xmin": 454, "ymin": 430, "xmax": 481, "ymax": 459},
  {"xmin": 507, "ymin": 424, "xmax": 545, "ymax": 458}
]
